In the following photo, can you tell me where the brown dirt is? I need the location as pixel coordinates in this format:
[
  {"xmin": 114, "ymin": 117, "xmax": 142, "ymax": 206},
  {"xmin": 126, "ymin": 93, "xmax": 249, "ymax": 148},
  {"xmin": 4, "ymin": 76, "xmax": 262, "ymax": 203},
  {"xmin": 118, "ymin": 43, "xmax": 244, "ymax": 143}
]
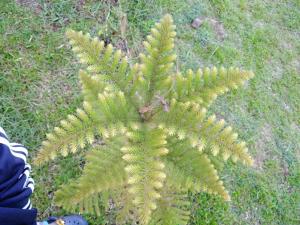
[
  {"xmin": 104, "ymin": 0, "xmax": 119, "ymax": 5},
  {"xmin": 290, "ymin": 58, "xmax": 300, "ymax": 73},
  {"xmin": 268, "ymin": 60, "xmax": 284, "ymax": 80},
  {"xmin": 115, "ymin": 39, "xmax": 130, "ymax": 55},
  {"xmin": 291, "ymin": 122, "xmax": 300, "ymax": 162},
  {"xmin": 16, "ymin": 0, "xmax": 42, "ymax": 14},
  {"xmin": 32, "ymin": 68, "xmax": 80, "ymax": 116},
  {"xmin": 15, "ymin": 0, "xmax": 85, "ymax": 31},
  {"xmin": 207, "ymin": 18, "xmax": 226, "ymax": 41},
  {"xmin": 191, "ymin": 17, "xmax": 227, "ymax": 41},
  {"xmin": 75, "ymin": 0, "xmax": 85, "ymax": 12},
  {"xmin": 191, "ymin": 17, "xmax": 205, "ymax": 29},
  {"xmin": 253, "ymin": 123, "xmax": 276, "ymax": 170}
]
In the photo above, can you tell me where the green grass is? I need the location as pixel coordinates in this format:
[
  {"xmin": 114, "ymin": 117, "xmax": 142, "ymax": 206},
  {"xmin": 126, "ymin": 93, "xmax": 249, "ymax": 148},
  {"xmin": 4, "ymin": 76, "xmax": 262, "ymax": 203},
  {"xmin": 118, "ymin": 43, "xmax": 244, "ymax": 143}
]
[{"xmin": 0, "ymin": 0, "xmax": 299, "ymax": 224}]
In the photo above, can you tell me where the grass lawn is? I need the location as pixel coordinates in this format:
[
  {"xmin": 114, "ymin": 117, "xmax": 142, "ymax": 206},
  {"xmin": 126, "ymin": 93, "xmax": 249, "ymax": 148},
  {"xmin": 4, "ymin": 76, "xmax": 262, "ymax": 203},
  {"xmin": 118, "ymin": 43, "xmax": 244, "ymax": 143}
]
[{"xmin": 0, "ymin": 0, "xmax": 299, "ymax": 224}]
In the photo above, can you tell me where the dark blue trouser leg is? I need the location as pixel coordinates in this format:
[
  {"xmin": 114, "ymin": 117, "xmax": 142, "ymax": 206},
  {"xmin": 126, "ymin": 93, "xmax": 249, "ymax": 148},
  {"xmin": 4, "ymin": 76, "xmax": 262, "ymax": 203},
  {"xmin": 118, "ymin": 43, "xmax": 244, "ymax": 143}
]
[{"xmin": 0, "ymin": 127, "xmax": 37, "ymax": 225}]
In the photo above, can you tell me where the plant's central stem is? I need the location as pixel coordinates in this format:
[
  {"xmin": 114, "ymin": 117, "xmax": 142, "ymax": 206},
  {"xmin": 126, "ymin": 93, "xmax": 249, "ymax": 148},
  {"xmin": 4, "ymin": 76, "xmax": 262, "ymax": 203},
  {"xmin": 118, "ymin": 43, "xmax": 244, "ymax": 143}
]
[{"xmin": 139, "ymin": 105, "xmax": 154, "ymax": 121}]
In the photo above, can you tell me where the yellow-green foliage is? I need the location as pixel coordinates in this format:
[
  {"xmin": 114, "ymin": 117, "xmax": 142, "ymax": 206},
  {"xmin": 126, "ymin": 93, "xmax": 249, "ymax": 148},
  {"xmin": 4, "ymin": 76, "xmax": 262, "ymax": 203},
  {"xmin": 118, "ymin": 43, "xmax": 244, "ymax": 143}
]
[{"xmin": 34, "ymin": 14, "xmax": 254, "ymax": 225}]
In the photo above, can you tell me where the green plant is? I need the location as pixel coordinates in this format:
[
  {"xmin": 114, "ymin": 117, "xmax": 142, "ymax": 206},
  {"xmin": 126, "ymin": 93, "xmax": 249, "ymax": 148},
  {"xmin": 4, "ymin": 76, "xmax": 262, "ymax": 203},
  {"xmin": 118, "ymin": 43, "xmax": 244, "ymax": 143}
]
[{"xmin": 34, "ymin": 14, "xmax": 254, "ymax": 225}]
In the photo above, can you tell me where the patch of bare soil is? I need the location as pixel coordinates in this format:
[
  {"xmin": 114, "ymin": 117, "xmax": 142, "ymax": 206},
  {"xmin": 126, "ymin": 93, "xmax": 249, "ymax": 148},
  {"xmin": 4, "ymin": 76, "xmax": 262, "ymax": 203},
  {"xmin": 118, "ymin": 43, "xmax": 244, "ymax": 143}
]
[
  {"xmin": 101, "ymin": 0, "xmax": 118, "ymax": 5},
  {"xmin": 16, "ymin": 0, "xmax": 89, "ymax": 31},
  {"xmin": 253, "ymin": 123, "xmax": 294, "ymax": 181},
  {"xmin": 191, "ymin": 17, "xmax": 226, "ymax": 41},
  {"xmin": 32, "ymin": 68, "xmax": 80, "ymax": 116},
  {"xmin": 290, "ymin": 57, "xmax": 300, "ymax": 73},
  {"xmin": 208, "ymin": 18, "xmax": 226, "ymax": 41},
  {"xmin": 291, "ymin": 122, "xmax": 300, "ymax": 162},
  {"xmin": 253, "ymin": 123, "xmax": 276, "ymax": 170},
  {"xmin": 16, "ymin": 0, "xmax": 42, "ymax": 14},
  {"xmin": 75, "ymin": 0, "xmax": 85, "ymax": 12},
  {"xmin": 115, "ymin": 39, "xmax": 130, "ymax": 55},
  {"xmin": 267, "ymin": 60, "xmax": 284, "ymax": 80}
]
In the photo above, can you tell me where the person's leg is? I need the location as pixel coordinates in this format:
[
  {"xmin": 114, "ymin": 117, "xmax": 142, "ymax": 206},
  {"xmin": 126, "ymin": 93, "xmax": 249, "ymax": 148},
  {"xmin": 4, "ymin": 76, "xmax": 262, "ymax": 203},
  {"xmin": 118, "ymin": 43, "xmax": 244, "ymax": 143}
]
[
  {"xmin": 0, "ymin": 127, "xmax": 88, "ymax": 225},
  {"xmin": 0, "ymin": 127, "xmax": 37, "ymax": 225}
]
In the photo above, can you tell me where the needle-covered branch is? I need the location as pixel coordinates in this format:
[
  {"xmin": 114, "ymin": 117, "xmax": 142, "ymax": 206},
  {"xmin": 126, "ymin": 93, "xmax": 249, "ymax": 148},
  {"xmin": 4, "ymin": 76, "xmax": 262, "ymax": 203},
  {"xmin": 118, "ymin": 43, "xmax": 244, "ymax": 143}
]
[{"xmin": 167, "ymin": 67, "xmax": 254, "ymax": 106}]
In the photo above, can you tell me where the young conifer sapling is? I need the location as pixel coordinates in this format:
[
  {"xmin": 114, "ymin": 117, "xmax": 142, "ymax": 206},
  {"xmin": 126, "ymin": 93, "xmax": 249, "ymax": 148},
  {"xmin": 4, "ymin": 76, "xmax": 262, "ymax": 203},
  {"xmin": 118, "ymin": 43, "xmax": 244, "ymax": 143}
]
[{"xmin": 34, "ymin": 14, "xmax": 254, "ymax": 225}]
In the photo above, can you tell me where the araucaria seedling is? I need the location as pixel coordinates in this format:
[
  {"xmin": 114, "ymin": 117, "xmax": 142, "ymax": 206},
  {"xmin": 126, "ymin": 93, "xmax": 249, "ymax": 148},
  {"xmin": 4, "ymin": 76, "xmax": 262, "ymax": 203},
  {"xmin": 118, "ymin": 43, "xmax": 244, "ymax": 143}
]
[{"xmin": 34, "ymin": 14, "xmax": 254, "ymax": 225}]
